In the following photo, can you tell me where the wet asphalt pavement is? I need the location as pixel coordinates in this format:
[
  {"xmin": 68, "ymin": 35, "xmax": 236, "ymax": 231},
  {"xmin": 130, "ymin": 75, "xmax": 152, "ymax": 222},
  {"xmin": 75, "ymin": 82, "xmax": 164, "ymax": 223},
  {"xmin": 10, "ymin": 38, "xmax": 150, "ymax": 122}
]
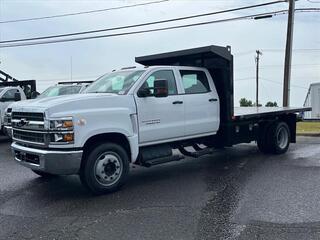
[{"xmin": 0, "ymin": 136, "xmax": 320, "ymax": 240}]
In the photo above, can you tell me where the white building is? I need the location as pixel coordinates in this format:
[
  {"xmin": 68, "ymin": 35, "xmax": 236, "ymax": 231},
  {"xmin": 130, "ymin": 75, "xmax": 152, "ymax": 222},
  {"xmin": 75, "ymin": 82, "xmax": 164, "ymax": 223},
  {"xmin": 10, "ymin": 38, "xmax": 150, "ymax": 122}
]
[{"xmin": 303, "ymin": 82, "xmax": 320, "ymax": 119}]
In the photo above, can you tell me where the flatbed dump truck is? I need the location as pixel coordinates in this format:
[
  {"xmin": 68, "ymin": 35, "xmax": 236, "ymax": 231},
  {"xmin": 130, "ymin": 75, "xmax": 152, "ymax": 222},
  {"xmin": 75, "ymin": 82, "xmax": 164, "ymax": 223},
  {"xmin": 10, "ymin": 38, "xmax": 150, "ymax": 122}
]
[{"xmin": 10, "ymin": 45, "xmax": 310, "ymax": 194}]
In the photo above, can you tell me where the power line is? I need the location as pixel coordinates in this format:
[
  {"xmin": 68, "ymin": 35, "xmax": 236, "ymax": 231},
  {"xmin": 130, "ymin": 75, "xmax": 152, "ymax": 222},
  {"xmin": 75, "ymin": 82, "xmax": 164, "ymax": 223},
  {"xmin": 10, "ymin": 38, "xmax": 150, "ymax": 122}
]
[
  {"xmin": 260, "ymin": 64, "xmax": 320, "ymax": 69},
  {"xmin": 260, "ymin": 77, "xmax": 309, "ymax": 89},
  {"xmin": 236, "ymin": 63, "xmax": 320, "ymax": 70},
  {"xmin": 0, "ymin": 0, "xmax": 169, "ymax": 24},
  {"xmin": 234, "ymin": 76, "xmax": 309, "ymax": 89},
  {"xmin": 306, "ymin": 0, "xmax": 320, "ymax": 3},
  {"xmin": 2, "ymin": 8, "xmax": 317, "ymax": 48},
  {"xmin": 263, "ymin": 48, "xmax": 320, "ymax": 52},
  {"xmin": 234, "ymin": 48, "xmax": 320, "ymax": 56},
  {"xmin": 0, "ymin": 0, "xmax": 286, "ymax": 44}
]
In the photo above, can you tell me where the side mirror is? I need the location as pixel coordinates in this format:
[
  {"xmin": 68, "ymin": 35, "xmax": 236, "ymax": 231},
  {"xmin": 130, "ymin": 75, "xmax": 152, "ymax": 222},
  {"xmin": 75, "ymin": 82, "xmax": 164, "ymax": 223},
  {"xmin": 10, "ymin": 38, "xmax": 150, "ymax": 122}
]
[
  {"xmin": 14, "ymin": 92, "xmax": 21, "ymax": 101},
  {"xmin": 137, "ymin": 88, "xmax": 151, "ymax": 98},
  {"xmin": 154, "ymin": 79, "xmax": 168, "ymax": 98}
]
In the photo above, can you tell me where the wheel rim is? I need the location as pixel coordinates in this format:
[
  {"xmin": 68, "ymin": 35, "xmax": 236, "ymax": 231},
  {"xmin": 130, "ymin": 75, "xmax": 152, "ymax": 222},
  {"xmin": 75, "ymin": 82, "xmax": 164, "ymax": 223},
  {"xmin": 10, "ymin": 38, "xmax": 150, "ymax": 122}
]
[
  {"xmin": 276, "ymin": 126, "xmax": 289, "ymax": 149},
  {"xmin": 94, "ymin": 152, "xmax": 123, "ymax": 186}
]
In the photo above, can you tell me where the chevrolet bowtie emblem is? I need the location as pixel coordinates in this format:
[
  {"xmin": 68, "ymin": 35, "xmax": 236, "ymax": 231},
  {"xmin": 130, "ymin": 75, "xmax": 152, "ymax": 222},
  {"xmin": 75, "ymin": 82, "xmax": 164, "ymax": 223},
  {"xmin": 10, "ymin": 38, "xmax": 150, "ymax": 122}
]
[{"xmin": 17, "ymin": 118, "xmax": 29, "ymax": 127}]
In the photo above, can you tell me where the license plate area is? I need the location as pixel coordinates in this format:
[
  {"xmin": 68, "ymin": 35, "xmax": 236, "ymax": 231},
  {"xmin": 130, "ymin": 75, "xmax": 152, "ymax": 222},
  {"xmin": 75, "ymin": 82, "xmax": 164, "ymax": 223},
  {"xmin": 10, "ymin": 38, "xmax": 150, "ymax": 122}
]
[{"xmin": 15, "ymin": 151, "xmax": 40, "ymax": 166}]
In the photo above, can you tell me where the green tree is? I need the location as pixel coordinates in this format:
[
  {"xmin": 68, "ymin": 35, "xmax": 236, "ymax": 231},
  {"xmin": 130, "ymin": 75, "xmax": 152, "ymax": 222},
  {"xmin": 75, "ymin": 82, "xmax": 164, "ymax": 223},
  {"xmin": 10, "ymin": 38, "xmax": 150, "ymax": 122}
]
[
  {"xmin": 265, "ymin": 101, "xmax": 278, "ymax": 107},
  {"xmin": 240, "ymin": 98, "xmax": 253, "ymax": 107}
]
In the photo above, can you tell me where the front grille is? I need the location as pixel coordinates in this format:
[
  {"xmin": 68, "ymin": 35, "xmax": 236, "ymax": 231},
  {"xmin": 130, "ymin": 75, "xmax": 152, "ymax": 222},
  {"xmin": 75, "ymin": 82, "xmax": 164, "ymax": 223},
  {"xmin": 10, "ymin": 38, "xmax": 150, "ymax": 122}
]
[
  {"xmin": 12, "ymin": 112, "xmax": 44, "ymax": 122},
  {"xmin": 13, "ymin": 129, "xmax": 46, "ymax": 144}
]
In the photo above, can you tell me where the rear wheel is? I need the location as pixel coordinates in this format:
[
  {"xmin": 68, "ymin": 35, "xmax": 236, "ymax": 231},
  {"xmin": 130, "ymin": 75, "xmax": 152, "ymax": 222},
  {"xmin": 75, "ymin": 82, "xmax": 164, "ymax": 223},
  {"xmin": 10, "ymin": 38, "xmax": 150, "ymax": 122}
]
[
  {"xmin": 258, "ymin": 121, "xmax": 290, "ymax": 155},
  {"xmin": 268, "ymin": 122, "xmax": 290, "ymax": 154},
  {"xmin": 257, "ymin": 124, "xmax": 272, "ymax": 153},
  {"xmin": 80, "ymin": 143, "xmax": 129, "ymax": 194}
]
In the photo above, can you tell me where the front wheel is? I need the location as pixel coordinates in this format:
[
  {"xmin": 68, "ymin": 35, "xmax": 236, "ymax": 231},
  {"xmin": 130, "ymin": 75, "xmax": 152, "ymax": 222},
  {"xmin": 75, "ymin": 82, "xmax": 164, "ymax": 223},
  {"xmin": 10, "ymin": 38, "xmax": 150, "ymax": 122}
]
[{"xmin": 80, "ymin": 143, "xmax": 130, "ymax": 194}]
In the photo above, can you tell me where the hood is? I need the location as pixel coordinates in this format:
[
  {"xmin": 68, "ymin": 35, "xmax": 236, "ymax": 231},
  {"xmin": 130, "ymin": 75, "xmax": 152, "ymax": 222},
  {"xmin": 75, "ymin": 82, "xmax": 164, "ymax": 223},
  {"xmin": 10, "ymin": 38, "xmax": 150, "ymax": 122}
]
[{"xmin": 10, "ymin": 93, "xmax": 136, "ymax": 118}]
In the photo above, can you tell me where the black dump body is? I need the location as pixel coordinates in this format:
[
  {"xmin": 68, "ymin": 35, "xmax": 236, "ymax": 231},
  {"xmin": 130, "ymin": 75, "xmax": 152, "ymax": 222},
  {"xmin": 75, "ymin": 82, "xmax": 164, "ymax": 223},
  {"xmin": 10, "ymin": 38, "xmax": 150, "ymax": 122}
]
[
  {"xmin": 136, "ymin": 45, "xmax": 234, "ymax": 123},
  {"xmin": 136, "ymin": 45, "xmax": 310, "ymax": 146}
]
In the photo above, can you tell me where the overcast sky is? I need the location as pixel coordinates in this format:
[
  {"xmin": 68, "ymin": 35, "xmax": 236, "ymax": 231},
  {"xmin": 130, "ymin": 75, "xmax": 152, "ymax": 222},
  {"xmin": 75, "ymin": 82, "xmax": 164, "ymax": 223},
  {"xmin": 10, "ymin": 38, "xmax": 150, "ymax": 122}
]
[{"xmin": 0, "ymin": 0, "xmax": 319, "ymax": 106}]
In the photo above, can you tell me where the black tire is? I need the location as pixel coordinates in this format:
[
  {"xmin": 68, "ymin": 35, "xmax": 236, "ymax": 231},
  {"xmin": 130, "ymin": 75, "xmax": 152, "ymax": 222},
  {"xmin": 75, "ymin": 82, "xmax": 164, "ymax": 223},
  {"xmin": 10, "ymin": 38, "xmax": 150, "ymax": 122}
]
[
  {"xmin": 257, "ymin": 123, "xmax": 272, "ymax": 154},
  {"xmin": 267, "ymin": 122, "xmax": 291, "ymax": 154},
  {"xmin": 80, "ymin": 143, "xmax": 129, "ymax": 194},
  {"xmin": 31, "ymin": 169, "xmax": 57, "ymax": 178}
]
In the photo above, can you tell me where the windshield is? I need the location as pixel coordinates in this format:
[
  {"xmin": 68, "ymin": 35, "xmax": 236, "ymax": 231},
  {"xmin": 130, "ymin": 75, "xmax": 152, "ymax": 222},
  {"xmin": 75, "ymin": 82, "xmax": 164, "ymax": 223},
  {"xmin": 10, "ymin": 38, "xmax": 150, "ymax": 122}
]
[
  {"xmin": 39, "ymin": 85, "xmax": 82, "ymax": 98},
  {"xmin": 85, "ymin": 70, "xmax": 145, "ymax": 94}
]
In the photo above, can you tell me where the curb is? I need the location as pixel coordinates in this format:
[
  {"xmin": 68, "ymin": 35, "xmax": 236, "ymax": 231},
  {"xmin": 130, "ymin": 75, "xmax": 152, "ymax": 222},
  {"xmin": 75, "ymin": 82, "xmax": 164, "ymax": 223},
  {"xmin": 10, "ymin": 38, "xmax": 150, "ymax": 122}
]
[{"xmin": 297, "ymin": 133, "xmax": 320, "ymax": 137}]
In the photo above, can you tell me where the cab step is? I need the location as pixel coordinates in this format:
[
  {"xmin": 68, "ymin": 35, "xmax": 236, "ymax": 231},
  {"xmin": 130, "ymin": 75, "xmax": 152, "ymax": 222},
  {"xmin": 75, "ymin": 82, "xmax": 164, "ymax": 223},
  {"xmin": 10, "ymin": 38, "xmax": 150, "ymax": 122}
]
[
  {"xmin": 178, "ymin": 144, "xmax": 214, "ymax": 158},
  {"xmin": 142, "ymin": 154, "xmax": 184, "ymax": 167}
]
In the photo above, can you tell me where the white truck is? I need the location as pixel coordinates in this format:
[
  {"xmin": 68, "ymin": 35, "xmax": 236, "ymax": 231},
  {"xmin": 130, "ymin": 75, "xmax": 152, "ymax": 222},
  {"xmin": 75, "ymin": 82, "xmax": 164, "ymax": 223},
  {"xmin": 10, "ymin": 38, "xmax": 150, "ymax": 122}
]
[
  {"xmin": 10, "ymin": 46, "xmax": 310, "ymax": 194},
  {"xmin": 3, "ymin": 81, "xmax": 92, "ymax": 138},
  {"xmin": 0, "ymin": 86, "xmax": 26, "ymax": 134}
]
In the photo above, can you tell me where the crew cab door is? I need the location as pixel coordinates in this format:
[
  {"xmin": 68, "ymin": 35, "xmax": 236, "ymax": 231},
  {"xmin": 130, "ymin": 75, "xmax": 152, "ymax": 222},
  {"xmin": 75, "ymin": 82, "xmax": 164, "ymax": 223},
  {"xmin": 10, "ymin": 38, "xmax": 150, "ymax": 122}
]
[
  {"xmin": 179, "ymin": 69, "xmax": 220, "ymax": 136},
  {"xmin": 134, "ymin": 69, "xmax": 184, "ymax": 144}
]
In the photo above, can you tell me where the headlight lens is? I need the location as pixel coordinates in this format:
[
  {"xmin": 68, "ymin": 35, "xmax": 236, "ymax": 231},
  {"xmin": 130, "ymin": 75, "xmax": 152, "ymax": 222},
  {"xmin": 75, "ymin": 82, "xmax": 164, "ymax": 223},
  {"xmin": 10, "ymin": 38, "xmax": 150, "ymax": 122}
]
[
  {"xmin": 48, "ymin": 117, "xmax": 74, "ymax": 144},
  {"xmin": 52, "ymin": 132, "xmax": 74, "ymax": 143},
  {"xmin": 49, "ymin": 118, "xmax": 73, "ymax": 130}
]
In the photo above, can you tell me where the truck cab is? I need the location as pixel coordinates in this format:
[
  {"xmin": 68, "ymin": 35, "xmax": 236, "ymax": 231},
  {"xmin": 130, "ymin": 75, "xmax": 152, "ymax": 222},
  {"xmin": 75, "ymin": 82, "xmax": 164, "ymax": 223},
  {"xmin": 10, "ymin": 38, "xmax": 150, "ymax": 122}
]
[
  {"xmin": 128, "ymin": 66, "xmax": 220, "ymax": 145},
  {"xmin": 0, "ymin": 87, "xmax": 26, "ymax": 133}
]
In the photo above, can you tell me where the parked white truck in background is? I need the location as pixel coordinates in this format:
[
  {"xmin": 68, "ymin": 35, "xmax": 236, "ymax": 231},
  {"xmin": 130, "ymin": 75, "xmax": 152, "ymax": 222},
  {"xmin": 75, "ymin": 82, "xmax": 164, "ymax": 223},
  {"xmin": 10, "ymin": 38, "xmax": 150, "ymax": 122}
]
[
  {"xmin": 0, "ymin": 86, "xmax": 26, "ymax": 134},
  {"xmin": 10, "ymin": 46, "xmax": 310, "ymax": 194},
  {"xmin": 3, "ymin": 81, "xmax": 92, "ymax": 138}
]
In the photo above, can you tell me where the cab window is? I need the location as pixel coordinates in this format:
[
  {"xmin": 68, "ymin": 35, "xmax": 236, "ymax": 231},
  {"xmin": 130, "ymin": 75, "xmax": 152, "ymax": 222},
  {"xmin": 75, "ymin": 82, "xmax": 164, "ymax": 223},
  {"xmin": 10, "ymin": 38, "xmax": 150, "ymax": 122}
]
[
  {"xmin": 2, "ymin": 89, "xmax": 18, "ymax": 100},
  {"xmin": 142, "ymin": 70, "xmax": 177, "ymax": 95},
  {"xmin": 180, "ymin": 70, "xmax": 210, "ymax": 94}
]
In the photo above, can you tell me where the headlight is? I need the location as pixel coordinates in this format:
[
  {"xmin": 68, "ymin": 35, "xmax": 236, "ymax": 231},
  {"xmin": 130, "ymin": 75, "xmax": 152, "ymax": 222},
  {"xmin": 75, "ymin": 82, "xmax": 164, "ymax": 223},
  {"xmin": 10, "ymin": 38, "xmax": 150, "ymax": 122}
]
[
  {"xmin": 51, "ymin": 132, "xmax": 74, "ymax": 143},
  {"xmin": 49, "ymin": 118, "xmax": 73, "ymax": 130},
  {"xmin": 48, "ymin": 117, "xmax": 74, "ymax": 144}
]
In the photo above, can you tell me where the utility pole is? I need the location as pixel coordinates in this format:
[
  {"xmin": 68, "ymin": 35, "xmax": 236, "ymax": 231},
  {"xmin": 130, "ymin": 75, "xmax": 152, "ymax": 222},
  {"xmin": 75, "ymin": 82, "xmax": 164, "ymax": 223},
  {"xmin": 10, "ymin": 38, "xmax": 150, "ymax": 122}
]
[
  {"xmin": 255, "ymin": 50, "xmax": 262, "ymax": 107},
  {"xmin": 283, "ymin": 0, "xmax": 296, "ymax": 107}
]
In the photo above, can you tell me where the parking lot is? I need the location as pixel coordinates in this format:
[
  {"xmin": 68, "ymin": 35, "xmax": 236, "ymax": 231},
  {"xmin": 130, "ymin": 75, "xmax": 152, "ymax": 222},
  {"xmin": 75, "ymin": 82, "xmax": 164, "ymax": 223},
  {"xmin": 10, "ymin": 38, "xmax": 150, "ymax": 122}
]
[{"xmin": 0, "ymin": 136, "xmax": 320, "ymax": 240}]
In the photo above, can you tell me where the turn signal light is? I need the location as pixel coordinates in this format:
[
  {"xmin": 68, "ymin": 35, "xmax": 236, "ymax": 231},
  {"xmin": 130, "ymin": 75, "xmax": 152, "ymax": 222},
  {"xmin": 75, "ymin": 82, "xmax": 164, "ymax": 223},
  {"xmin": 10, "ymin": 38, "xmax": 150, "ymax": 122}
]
[
  {"xmin": 63, "ymin": 121, "xmax": 73, "ymax": 128},
  {"xmin": 63, "ymin": 133, "xmax": 74, "ymax": 142}
]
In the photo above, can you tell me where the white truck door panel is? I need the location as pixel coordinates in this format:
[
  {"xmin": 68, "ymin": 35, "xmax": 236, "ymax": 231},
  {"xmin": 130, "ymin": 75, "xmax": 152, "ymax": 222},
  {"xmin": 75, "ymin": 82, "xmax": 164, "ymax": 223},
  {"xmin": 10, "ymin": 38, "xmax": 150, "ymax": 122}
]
[
  {"xmin": 136, "ymin": 96, "xmax": 184, "ymax": 143},
  {"xmin": 135, "ymin": 69, "xmax": 185, "ymax": 144},
  {"xmin": 180, "ymin": 69, "xmax": 219, "ymax": 136}
]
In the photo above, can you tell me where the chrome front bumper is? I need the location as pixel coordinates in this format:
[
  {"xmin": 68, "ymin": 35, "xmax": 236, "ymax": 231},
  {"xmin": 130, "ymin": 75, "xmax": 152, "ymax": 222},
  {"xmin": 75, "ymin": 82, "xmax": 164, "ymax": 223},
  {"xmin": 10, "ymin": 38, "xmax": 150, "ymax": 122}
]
[{"xmin": 11, "ymin": 142, "xmax": 83, "ymax": 175}]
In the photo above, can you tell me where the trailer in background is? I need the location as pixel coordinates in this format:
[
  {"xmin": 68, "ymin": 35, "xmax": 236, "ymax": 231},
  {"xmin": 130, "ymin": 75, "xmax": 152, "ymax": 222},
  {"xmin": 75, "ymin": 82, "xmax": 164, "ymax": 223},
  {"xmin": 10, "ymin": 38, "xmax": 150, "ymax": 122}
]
[{"xmin": 303, "ymin": 82, "xmax": 320, "ymax": 120}]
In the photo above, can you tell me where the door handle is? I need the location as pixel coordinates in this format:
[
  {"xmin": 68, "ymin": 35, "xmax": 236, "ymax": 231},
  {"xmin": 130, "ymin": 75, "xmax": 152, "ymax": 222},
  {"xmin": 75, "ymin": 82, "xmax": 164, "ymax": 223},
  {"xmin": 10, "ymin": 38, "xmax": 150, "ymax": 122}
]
[
  {"xmin": 172, "ymin": 101, "xmax": 183, "ymax": 104},
  {"xmin": 209, "ymin": 98, "xmax": 218, "ymax": 102}
]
